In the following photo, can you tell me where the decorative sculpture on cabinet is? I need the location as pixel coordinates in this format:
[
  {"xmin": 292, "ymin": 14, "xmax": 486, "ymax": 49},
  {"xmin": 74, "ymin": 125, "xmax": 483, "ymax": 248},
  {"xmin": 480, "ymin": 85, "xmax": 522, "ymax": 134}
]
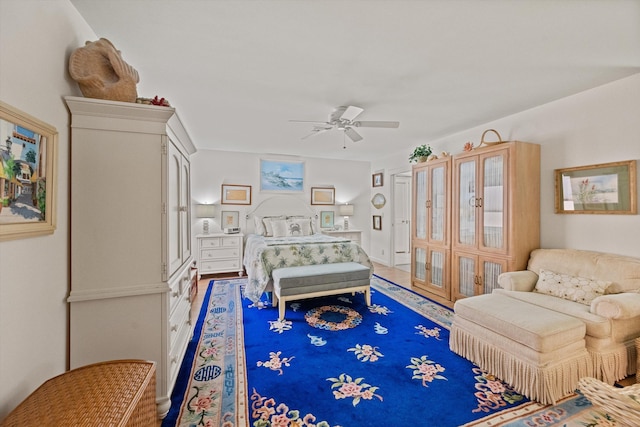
[{"xmin": 68, "ymin": 38, "xmax": 139, "ymax": 103}]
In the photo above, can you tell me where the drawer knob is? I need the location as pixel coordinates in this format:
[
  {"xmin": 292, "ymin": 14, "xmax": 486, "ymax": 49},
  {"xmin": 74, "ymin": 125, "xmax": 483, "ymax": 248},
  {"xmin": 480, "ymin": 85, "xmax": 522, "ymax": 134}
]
[{"xmin": 171, "ymin": 324, "xmax": 178, "ymax": 332}]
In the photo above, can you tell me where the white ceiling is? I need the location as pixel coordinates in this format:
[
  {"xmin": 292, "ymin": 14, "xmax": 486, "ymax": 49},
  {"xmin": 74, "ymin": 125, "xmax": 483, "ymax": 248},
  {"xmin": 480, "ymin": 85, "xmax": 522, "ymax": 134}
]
[{"xmin": 69, "ymin": 0, "xmax": 640, "ymax": 162}]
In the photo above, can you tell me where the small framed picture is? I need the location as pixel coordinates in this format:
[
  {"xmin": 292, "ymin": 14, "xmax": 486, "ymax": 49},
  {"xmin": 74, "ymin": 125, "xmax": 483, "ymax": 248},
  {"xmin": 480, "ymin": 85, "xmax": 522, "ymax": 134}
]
[
  {"xmin": 311, "ymin": 187, "xmax": 335, "ymax": 205},
  {"xmin": 320, "ymin": 211, "xmax": 334, "ymax": 229},
  {"xmin": 373, "ymin": 215, "xmax": 382, "ymax": 230},
  {"xmin": 372, "ymin": 172, "xmax": 383, "ymax": 187},
  {"xmin": 221, "ymin": 184, "xmax": 252, "ymax": 205},
  {"xmin": 221, "ymin": 210, "xmax": 239, "ymax": 228}
]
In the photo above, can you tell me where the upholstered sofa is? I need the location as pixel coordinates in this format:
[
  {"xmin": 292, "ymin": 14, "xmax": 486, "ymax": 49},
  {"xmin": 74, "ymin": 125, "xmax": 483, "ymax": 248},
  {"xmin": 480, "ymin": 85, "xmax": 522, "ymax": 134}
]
[{"xmin": 450, "ymin": 248, "xmax": 640, "ymax": 404}]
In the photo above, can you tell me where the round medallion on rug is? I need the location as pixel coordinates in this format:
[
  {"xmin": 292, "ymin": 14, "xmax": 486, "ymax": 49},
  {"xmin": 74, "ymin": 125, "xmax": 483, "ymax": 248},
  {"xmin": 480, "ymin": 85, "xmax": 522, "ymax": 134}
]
[{"xmin": 305, "ymin": 305, "xmax": 362, "ymax": 330}]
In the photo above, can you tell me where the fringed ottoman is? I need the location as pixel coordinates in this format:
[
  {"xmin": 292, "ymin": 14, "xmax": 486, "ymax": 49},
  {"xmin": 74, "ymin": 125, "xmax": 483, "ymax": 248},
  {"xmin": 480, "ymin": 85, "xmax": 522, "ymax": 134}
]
[{"xmin": 449, "ymin": 293, "xmax": 592, "ymax": 404}]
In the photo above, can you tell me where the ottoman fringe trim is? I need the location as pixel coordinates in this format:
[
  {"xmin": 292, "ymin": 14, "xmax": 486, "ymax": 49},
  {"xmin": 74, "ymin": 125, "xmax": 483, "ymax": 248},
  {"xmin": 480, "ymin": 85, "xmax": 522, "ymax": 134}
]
[
  {"xmin": 589, "ymin": 347, "xmax": 629, "ymax": 384},
  {"xmin": 450, "ymin": 326, "xmax": 592, "ymax": 405}
]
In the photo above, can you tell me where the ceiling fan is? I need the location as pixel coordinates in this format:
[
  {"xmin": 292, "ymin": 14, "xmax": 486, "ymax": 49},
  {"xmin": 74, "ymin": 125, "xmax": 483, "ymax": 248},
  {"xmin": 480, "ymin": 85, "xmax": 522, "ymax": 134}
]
[{"xmin": 290, "ymin": 106, "xmax": 399, "ymax": 143}]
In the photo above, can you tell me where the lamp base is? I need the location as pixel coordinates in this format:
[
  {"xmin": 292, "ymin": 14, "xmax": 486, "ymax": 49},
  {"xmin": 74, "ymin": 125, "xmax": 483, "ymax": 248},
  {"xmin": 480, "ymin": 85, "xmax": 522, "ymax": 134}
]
[
  {"xmin": 343, "ymin": 217, "xmax": 349, "ymax": 230},
  {"xmin": 203, "ymin": 219, "xmax": 210, "ymax": 234}
]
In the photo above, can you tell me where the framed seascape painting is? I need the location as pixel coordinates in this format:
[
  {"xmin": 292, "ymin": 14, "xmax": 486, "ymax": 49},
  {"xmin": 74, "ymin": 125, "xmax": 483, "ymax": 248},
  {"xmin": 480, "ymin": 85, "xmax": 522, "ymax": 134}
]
[
  {"xmin": 0, "ymin": 101, "xmax": 58, "ymax": 241},
  {"xmin": 260, "ymin": 159, "xmax": 304, "ymax": 192},
  {"xmin": 221, "ymin": 184, "xmax": 252, "ymax": 205},
  {"xmin": 555, "ymin": 160, "xmax": 637, "ymax": 214}
]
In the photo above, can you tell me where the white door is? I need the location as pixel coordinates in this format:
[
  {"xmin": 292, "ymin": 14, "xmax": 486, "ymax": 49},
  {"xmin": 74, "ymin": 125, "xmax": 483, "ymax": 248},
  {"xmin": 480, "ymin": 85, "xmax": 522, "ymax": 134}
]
[{"xmin": 393, "ymin": 174, "xmax": 411, "ymax": 265}]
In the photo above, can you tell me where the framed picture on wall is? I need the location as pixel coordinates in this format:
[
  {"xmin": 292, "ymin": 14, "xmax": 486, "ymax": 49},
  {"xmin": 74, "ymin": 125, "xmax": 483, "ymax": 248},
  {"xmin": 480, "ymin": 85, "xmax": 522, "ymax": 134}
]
[
  {"xmin": 372, "ymin": 172, "xmax": 383, "ymax": 187},
  {"xmin": 311, "ymin": 187, "xmax": 335, "ymax": 205},
  {"xmin": 373, "ymin": 215, "xmax": 382, "ymax": 230},
  {"xmin": 221, "ymin": 184, "xmax": 252, "ymax": 205},
  {"xmin": 260, "ymin": 159, "xmax": 304, "ymax": 192},
  {"xmin": 554, "ymin": 160, "xmax": 637, "ymax": 214},
  {"xmin": 221, "ymin": 210, "xmax": 240, "ymax": 228},
  {"xmin": 0, "ymin": 101, "xmax": 58, "ymax": 241},
  {"xmin": 320, "ymin": 211, "xmax": 334, "ymax": 229}
]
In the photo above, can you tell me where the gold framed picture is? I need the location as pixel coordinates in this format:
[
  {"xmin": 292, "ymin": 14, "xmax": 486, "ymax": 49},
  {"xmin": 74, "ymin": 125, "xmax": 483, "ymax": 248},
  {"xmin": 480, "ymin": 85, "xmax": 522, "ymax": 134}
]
[{"xmin": 555, "ymin": 160, "xmax": 637, "ymax": 214}]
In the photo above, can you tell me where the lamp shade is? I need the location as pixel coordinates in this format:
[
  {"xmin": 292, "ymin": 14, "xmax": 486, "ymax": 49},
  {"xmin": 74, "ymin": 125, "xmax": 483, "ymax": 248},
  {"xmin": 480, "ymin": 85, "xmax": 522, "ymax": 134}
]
[
  {"xmin": 195, "ymin": 204, "xmax": 216, "ymax": 218},
  {"xmin": 338, "ymin": 204, "xmax": 354, "ymax": 216}
]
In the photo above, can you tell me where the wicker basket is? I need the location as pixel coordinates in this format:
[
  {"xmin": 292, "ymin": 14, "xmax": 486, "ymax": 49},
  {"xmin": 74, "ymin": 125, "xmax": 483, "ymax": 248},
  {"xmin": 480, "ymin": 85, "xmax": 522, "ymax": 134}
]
[
  {"xmin": 1, "ymin": 359, "xmax": 157, "ymax": 427},
  {"xmin": 578, "ymin": 376, "xmax": 640, "ymax": 427},
  {"xmin": 479, "ymin": 129, "xmax": 504, "ymax": 147}
]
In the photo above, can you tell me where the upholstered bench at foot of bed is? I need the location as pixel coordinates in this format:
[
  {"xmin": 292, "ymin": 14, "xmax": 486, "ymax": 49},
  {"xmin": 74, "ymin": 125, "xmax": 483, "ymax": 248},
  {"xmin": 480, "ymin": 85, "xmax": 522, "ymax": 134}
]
[
  {"xmin": 449, "ymin": 293, "xmax": 593, "ymax": 405},
  {"xmin": 272, "ymin": 262, "xmax": 371, "ymax": 320}
]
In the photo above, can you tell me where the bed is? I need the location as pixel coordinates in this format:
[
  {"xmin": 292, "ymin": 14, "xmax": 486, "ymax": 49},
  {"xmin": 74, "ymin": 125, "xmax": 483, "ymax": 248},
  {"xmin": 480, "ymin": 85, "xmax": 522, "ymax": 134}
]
[{"xmin": 241, "ymin": 196, "xmax": 373, "ymax": 303}]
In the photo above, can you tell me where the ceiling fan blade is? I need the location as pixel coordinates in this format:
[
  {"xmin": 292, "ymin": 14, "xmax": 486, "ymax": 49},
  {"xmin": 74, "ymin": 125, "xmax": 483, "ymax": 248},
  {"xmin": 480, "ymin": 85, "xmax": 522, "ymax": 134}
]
[
  {"xmin": 340, "ymin": 106, "xmax": 364, "ymax": 122},
  {"xmin": 353, "ymin": 120, "xmax": 400, "ymax": 128},
  {"xmin": 289, "ymin": 120, "xmax": 331, "ymax": 124},
  {"xmin": 301, "ymin": 128, "xmax": 330, "ymax": 140},
  {"xmin": 344, "ymin": 127, "xmax": 363, "ymax": 142}
]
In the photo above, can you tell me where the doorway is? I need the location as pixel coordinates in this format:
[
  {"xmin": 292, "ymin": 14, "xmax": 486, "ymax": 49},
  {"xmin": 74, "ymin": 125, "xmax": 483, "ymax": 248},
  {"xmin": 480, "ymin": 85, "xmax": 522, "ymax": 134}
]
[{"xmin": 392, "ymin": 171, "xmax": 411, "ymax": 271}]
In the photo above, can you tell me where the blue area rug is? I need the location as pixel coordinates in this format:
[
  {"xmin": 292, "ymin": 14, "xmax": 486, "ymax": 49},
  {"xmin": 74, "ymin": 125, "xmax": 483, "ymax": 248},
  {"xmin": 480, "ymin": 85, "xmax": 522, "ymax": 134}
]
[{"xmin": 163, "ymin": 275, "xmax": 617, "ymax": 427}]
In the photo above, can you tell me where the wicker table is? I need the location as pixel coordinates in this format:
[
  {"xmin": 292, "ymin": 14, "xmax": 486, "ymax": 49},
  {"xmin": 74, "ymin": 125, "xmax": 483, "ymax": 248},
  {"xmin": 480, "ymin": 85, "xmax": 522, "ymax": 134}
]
[
  {"xmin": 636, "ymin": 337, "xmax": 640, "ymax": 383},
  {"xmin": 1, "ymin": 360, "xmax": 157, "ymax": 426}
]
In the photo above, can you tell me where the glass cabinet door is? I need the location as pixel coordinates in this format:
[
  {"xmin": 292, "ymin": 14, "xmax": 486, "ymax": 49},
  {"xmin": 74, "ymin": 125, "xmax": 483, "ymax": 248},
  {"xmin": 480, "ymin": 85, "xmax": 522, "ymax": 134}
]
[
  {"xmin": 480, "ymin": 257, "xmax": 507, "ymax": 294},
  {"xmin": 429, "ymin": 164, "xmax": 446, "ymax": 244},
  {"xmin": 414, "ymin": 168, "xmax": 427, "ymax": 241},
  {"xmin": 480, "ymin": 153, "xmax": 507, "ymax": 252},
  {"xmin": 455, "ymin": 253, "xmax": 476, "ymax": 298},
  {"xmin": 456, "ymin": 158, "xmax": 476, "ymax": 248},
  {"xmin": 426, "ymin": 247, "xmax": 449, "ymax": 299},
  {"xmin": 413, "ymin": 246, "xmax": 427, "ymax": 283}
]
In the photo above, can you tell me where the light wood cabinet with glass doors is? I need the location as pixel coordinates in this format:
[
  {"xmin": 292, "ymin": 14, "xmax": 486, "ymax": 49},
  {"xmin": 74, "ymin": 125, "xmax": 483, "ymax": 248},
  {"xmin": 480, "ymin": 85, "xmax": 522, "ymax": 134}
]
[
  {"xmin": 451, "ymin": 141, "xmax": 540, "ymax": 300},
  {"xmin": 411, "ymin": 157, "xmax": 451, "ymax": 303}
]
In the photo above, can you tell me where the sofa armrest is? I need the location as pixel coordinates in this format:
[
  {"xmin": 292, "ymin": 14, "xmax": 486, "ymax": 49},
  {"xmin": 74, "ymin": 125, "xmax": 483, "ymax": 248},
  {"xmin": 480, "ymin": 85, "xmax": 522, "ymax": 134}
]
[
  {"xmin": 591, "ymin": 293, "xmax": 640, "ymax": 319},
  {"xmin": 497, "ymin": 270, "xmax": 538, "ymax": 292}
]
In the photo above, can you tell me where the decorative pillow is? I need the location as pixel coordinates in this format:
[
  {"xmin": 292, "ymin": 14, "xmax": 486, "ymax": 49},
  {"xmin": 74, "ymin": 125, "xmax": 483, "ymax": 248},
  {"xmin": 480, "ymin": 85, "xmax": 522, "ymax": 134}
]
[
  {"xmin": 262, "ymin": 216, "xmax": 285, "ymax": 236},
  {"xmin": 270, "ymin": 219, "xmax": 289, "ymax": 237},
  {"xmin": 286, "ymin": 218, "xmax": 312, "ymax": 236},
  {"xmin": 533, "ymin": 269, "xmax": 611, "ymax": 305},
  {"xmin": 253, "ymin": 216, "xmax": 267, "ymax": 236}
]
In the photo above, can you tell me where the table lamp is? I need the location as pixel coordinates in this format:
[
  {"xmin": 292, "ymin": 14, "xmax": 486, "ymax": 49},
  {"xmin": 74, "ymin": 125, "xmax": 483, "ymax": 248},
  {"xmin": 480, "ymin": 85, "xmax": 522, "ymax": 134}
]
[
  {"xmin": 338, "ymin": 204, "xmax": 354, "ymax": 230},
  {"xmin": 195, "ymin": 204, "xmax": 216, "ymax": 234}
]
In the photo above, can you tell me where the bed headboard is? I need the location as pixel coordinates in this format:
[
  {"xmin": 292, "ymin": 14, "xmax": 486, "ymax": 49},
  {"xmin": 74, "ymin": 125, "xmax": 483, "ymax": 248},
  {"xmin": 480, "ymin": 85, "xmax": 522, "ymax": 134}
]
[{"xmin": 244, "ymin": 195, "xmax": 318, "ymax": 235}]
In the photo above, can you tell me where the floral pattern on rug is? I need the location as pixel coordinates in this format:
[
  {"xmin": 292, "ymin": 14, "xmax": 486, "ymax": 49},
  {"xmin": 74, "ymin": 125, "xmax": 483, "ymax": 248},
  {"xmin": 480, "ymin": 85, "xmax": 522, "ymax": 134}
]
[
  {"xmin": 368, "ymin": 303, "xmax": 393, "ymax": 315},
  {"xmin": 305, "ymin": 305, "xmax": 363, "ymax": 330},
  {"xmin": 256, "ymin": 351, "xmax": 295, "ymax": 375},
  {"xmin": 471, "ymin": 367, "xmax": 525, "ymax": 413},
  {"xmin": 406, "ymin": 355, "xmax": 447, "ymax": 387},
  {"xmin": 327, "ymin": 373, "xmax": 383, "ymax": 406},
  {"xmin": 250, "ymin": 388, "xmax": 339, "ymax": 427},
  {"xmin": 268, "ymin": 318, "xmax": 292, "ymax": 334},
  {"xmin": 348, "ymin": 344, "xmax": 383, "ymax": 362},
  {"xmin": 415, "ymin": 324, "xmax": 442, "ymax": 340}
]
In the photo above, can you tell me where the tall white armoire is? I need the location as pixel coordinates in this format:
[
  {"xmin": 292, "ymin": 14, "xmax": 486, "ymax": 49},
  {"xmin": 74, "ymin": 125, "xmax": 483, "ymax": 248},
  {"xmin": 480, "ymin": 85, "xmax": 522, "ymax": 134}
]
[{"xmin": 65, "ymin": 96, "xmax": 196, "ymax": 417}]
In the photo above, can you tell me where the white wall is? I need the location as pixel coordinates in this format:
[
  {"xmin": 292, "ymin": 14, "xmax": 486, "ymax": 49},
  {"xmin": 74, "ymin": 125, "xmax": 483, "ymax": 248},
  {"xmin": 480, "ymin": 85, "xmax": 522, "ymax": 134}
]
[
  {"xmin": 190, "ymin": 150, "xmax": 371, "ymax": 251},
  {"xmin": 0, "ymin": 0, "xmax": 95, "ymax": 417},
  {"xmin": 371, "ymin": 73, "xmax": 640, "ymax": 264}
]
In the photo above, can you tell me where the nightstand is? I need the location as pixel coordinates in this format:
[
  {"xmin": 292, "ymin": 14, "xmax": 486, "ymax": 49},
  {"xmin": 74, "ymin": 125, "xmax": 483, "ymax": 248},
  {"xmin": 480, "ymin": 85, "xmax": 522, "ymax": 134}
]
[
  {"xmin": 322, "ymin": 229, "xmax": 362, "ymax": 245},
  {"xmin": 197, "ymin": 233, "xmax": 244, "ymax": 276}
]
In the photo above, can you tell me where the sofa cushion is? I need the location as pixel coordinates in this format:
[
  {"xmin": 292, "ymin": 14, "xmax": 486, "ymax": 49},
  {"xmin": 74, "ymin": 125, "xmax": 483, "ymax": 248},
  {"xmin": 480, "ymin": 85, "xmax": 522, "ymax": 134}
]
[
  {"xmin": 493, "ymin": 289, "xmax": 611, "ymax": 339},
  {"xmin": 533, "ymin": 269, "xmax": 611, "ymax": 305}
]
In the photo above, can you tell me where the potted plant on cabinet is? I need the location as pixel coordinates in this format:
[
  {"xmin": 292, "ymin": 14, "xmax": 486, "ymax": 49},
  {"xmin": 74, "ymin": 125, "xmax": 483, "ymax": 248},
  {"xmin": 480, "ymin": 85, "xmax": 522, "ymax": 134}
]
[{"xmin": 409, "ymin": 144, "xmax": 433, "ymax": 163}]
